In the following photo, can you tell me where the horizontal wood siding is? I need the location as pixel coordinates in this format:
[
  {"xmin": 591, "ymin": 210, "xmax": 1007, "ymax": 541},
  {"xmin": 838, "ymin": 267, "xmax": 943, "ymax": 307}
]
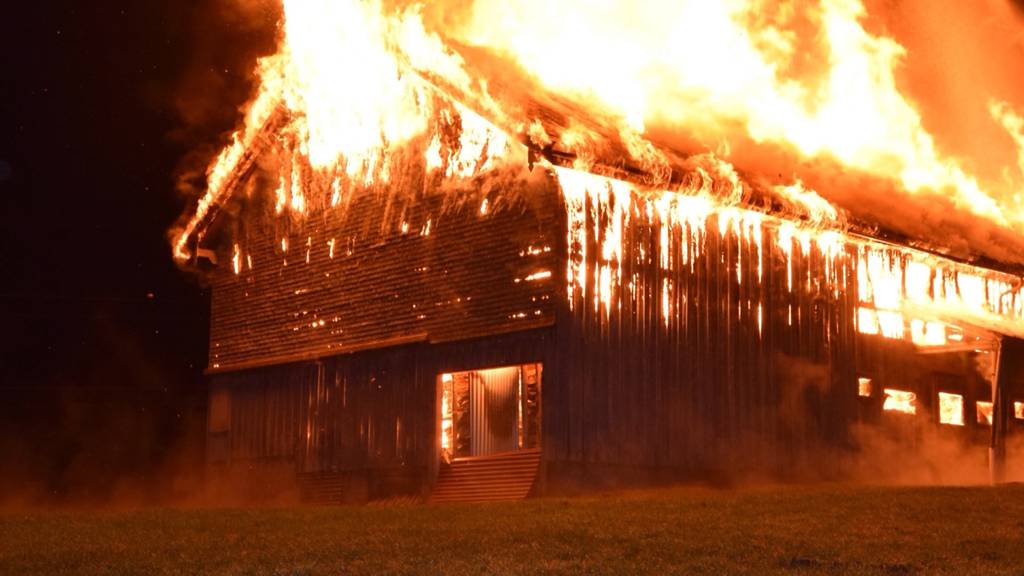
[{"xmin": 207, "ymin": 168, "xmax": 561, "ymax": 371}]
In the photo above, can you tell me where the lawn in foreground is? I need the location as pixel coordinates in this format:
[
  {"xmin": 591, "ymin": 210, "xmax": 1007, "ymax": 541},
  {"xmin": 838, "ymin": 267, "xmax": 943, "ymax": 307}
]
[{"xmin": 2, "ymin": 484, "xmax": 1023, "ymax": 575}]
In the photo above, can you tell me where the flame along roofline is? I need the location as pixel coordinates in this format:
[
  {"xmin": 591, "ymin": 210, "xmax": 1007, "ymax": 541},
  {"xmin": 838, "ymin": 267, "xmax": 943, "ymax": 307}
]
[
  {"xmin": 530, "ymin": 143, "xmax": 1024, "ymax": 279},
  {"xmin": 175, "ymin": 104, "xmax": 290, "ymax": 265},
  {"xmin": 179, "ymin": 77, "xmax": 1024, "ymax": 283}
]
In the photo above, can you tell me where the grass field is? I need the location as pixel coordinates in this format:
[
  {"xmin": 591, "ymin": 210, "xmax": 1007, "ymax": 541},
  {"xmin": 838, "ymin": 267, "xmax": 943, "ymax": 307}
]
[{"xmin": 2, "ymin": 484, "xmax": 1023, "ymax": 575}]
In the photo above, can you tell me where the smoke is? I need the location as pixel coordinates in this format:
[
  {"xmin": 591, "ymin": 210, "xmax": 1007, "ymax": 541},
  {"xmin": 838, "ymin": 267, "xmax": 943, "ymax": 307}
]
[
  {"xmin": 845, "ymin": 424, "xmax": 1024, "ymax": 485},
  {"xmin": 170, "ymin": 0, "xmax": 280, "ymax": 228}
]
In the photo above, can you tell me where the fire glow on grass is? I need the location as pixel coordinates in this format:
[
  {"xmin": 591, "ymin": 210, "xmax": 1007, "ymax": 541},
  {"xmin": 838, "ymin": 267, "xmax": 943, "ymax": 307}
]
[{"xmin": 174, "ymin": 0, "xmax": 1024, "ymax": 346}]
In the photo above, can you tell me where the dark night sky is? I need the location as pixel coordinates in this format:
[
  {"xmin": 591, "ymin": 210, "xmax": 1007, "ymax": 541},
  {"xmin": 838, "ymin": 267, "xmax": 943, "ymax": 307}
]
[{"xmin": 0, "ymin": 2, "xmax": 277, "ymax": 497}]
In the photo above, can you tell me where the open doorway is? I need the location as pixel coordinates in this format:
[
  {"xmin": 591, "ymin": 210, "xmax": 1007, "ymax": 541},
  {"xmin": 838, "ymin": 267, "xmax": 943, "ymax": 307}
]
[{"xmin": 439, "ymin": 364, "xmax": 542, "ymax": 461}]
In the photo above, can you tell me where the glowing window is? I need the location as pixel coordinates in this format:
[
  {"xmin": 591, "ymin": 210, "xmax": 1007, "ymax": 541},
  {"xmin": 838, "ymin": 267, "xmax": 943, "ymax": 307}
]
[
  {"xmin": 1015, "ymin": 401, "xmax": 1024, "ymax": 420},
  {"xmin": 858, "ymin": 377, "xmax": 873, "ymax": 398},
  {"xmin": 938, "ymin": 392, "xmax": 964, "ymax": 426},
  {"xmin": 857, "ymin": 307, "xmax": 879, "ymax": 335},
  {"xmin": 883, "ymin": 389, "xmax": 916, "ymax": 415},
  {"xmin": 877, "ymin": 311, "xmax": 906, "ymax": 340},
  {"xmin": 977, "ymin": 401, "xmax": 994, "ymax": 426}
]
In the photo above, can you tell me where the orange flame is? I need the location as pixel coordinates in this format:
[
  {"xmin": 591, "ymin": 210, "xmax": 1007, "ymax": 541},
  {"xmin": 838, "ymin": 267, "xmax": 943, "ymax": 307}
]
[
  {"xmin": 938, "ymin": 392, "xmax": 964, "ymax": 426},
  {"xmin": 175, "ymin": 0, "xmax": 1024, "ymax": 349},
  {"xmin": 976, "ymin": 401, "xmax": 994, "ymax": 426},
  {"xmin": 883, "ymin": 389, "xmax": 917, "ymax": 415},
  {"xmin": 438, "ymin": 0, "xmax": 1023, "ymax": 228}
]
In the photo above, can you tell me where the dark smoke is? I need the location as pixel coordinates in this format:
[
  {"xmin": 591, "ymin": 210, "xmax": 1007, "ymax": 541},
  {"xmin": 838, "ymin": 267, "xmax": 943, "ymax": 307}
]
[
  {"xmin": 172, "ymin": 0, "xmax": 281, "ymax": 207},
  {"xmin": 0, "ymin": 0, "xmax": 281, "ymax": 510}
]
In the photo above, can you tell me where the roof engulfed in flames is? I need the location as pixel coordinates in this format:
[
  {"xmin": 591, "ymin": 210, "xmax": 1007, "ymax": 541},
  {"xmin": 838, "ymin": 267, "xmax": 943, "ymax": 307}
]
[{"xmin": 174, "ymin": 0, "xmax": 1024, "ymax": 270}]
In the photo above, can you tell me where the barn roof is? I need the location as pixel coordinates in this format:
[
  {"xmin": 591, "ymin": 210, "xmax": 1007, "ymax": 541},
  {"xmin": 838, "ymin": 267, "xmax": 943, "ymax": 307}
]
[{"xmin": 179, "ymin": 68, "xmax": 1024, "ymax": 280}]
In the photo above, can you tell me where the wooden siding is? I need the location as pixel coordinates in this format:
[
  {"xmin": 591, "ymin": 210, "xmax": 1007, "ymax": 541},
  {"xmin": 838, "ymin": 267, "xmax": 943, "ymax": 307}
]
[{"xmin": 206, "ymin": 169, "xmax": 561, "ymax": 371}]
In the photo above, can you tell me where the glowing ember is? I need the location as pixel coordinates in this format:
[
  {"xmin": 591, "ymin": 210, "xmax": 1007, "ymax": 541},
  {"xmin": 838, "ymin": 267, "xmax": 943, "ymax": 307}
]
[
  {"xmin": 231, "ymin": 244, "xmax": 241, "ymax": 276},
  {"xmin": 976, "ymin": 401, "xmax": 994, "ymax": 426},
  {"xmin": 938, "ymin": 392, "xmax": 964, "ymax": 426},
  {"xmin": 883, "ymin": 389, "xmax": 916, "ymax": 415},
  {"xmin": 525, "ymin": 271, "xmax": 552, "ymax": 282}
]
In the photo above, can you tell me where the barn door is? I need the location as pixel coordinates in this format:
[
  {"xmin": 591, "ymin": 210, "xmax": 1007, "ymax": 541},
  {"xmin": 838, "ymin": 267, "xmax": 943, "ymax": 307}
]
[
  {"xmin": 440, "ymin": 363, "xmax": 542, "ymax": 460},
  {"xmin": 469, "ymin": 367, "xmax": 519, "ymax": 456}
]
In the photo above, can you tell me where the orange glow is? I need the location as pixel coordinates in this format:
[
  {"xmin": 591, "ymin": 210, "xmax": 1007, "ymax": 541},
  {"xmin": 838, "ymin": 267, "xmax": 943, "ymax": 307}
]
[
  {"xmin": 440, "ymin": 373, "xmax": 454, "ymax": 455},
  {"xmin": 976, "ymin": 401, "xmax": 994, "ymax": 426},
  {"xmin": 883, "ymin": 389, "xmax": 916, "ymax": 415},
  {"xmin": 858, "ymin": 377, "xmax": 872, "ymax": 398},
  {"xmin": 525, "ymin": 271, "xmax": 552, "ymax": 282},
  {"xmin": 174, "ymin": 0, "xmax": 1024, "ymax": 352},
  {"xmin": 857, "ymin": 307, "xmax": 880, "ymax": 336},
  {"xmin": 938, "ymin": 392, "xmax": 964, "ymax": 426},
  {"xmin": 1015, "ymin": 401, "xmax": 1024, "ymax": 420},
  {"xmin": 441, "ymin": 0, "xmax": 1021, "ymax": 231}
]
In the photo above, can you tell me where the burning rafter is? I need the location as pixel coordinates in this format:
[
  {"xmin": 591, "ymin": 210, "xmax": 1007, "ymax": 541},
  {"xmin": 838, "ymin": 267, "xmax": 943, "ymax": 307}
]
[{"xmin": 174, "ymin": 100, "xmax": 289, "ymax": 261}]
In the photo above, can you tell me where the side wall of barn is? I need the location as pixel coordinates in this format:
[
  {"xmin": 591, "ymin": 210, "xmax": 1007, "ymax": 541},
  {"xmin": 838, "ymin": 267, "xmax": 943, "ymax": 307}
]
[
  {"xmin": 199, "ymin": 155, "xmax": 564, "ymax": 498},
  {"xmin": 546, "ymin": 186, "xmax": 860, "ymax": 483}
]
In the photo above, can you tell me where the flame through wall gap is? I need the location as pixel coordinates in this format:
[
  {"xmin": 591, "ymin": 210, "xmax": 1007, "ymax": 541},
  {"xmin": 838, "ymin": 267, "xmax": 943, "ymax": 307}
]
[{"xmin": 554, "ymin": 166, "xmax": 1024, "ymax": 341}]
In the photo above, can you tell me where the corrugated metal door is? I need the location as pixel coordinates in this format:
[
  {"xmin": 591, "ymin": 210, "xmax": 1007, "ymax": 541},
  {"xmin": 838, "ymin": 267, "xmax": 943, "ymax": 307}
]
[{"xmin": 469, "ymin": 367, "xmax": 520, "ymax": 456}]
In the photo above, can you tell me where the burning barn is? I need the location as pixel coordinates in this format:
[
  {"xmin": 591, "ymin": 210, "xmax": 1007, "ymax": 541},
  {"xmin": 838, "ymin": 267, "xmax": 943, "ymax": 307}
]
[{"xmin": 174, "ymin": 1, "xmax": 1024, "ymax": 502}]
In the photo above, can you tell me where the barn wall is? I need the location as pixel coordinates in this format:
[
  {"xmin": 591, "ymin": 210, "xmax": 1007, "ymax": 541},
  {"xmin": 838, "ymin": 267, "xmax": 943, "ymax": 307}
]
[
  {"xmin": 205, "ymin": 167, "xmax": 562, "ymax": 372},
  {"xmin": 998, "ymin": 338, "xmax": 1024, "ymax": 450},
  {"xmin": 548, "ymin": 188, "xmax": 860, "ymax": 478},
  {"xmin": 207, "ymin": 328, "xmax": 555, "ymax": 494}
]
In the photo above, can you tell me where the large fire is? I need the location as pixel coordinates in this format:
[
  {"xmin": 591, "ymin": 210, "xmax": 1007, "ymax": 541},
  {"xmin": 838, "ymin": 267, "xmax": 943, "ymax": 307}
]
[{"xmin": 174, "ymin": 0, "xmax": 1024, "ymax": 341}]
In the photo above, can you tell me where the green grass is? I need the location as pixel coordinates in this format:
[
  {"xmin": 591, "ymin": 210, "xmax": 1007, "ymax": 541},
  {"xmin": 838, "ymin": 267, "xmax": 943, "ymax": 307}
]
[{"xmin": 2, "ymin": 484, "xmax": 1024, "ymax": 575}]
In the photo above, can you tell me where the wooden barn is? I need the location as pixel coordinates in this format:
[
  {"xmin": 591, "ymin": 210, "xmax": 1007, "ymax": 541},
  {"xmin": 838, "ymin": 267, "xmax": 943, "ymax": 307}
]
[{"xmin": 179, "ymin": 93, "xmax": 1024, "ymax": 503}]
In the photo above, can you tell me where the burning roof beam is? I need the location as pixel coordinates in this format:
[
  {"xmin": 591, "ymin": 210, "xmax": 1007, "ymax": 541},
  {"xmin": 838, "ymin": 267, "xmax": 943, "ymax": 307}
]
[{"xmin": 173, "ymin": 103, "xmax": 289, "ymax": 262}]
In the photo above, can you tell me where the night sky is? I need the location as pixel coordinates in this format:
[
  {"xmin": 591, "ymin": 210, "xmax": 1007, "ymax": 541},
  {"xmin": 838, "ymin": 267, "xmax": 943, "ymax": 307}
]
[{"xmin": 0, "ymin": 2, "xmax": 277, "ymax": 500}]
